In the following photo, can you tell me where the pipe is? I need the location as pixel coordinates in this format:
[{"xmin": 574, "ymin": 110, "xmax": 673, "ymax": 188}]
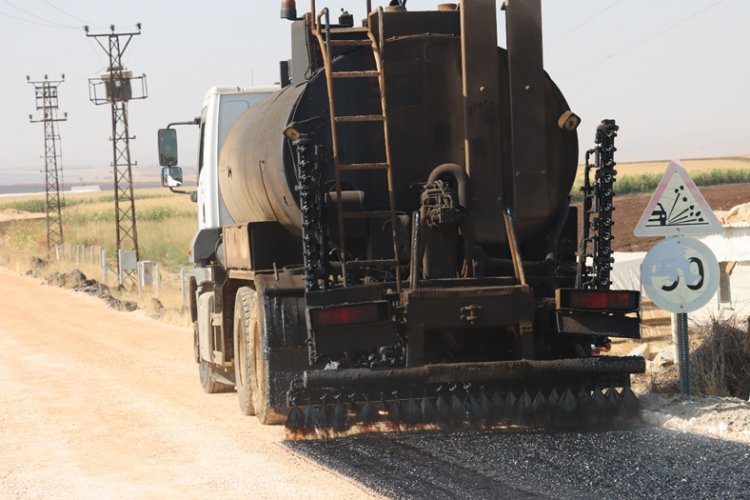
[
  {"xmin": 427, "ymin": 163, "xmax": 468, "ymax": 209},
  {"xmin": 426, "ymin": 163, "xmax": 473, "ymax": 276},
  {"xmin": 302, "ymin": 356, "xmax": 646, "ymax": 389},
  {"xmin": 409, "ymin": 210, "xmax": 422, "ymax": 289},
  {"xmin": 485, "ymin": 257, "xmax": 575, "ymax": 276}
]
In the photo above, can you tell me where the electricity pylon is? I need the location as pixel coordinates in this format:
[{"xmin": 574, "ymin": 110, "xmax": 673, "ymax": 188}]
[
  {"xmin": 85, "ymin": 24, "xmax": 148, "ymax": 283},
  {"xmin": 28, "ymin": 74, "xmax": 67, "ymax": 253}
]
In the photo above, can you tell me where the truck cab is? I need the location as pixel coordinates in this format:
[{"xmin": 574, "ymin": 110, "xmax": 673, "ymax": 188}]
[
  {"xmin": 195, "ymin": 86, "xmax": 278, "ymax": 231},
  {"xmin": 158, "ymin": 85, "xmax": 278, "ymax": 393}
]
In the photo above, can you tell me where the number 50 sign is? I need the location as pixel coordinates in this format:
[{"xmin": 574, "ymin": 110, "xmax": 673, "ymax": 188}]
[{"xmin": 641, "ymin": 237, "xmax": 719, "ymax": 313}]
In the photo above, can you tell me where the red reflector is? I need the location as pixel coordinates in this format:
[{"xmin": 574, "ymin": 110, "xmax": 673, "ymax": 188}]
[
  {"xmin": 563, "ymin": 290, "xmax": 639, "ymax": 311},
  {"xmin": 310, "ymin": 303, "xmax": 380, "ymax": 327}
]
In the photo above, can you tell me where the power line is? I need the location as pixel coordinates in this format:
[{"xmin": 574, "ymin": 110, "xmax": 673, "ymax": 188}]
[
  {"xmin": 0, "ymin": 6, "xmax": 70, "ymax": 29},
  {"xmin": 1, "ymin": 0, "xmax": 78, "ymax": 29},
  {"xmin": 560, "ymin": 0, "xmax": 726, "ymax": 79},
  {"xmin": 40, "ymin": 0, "xmax": 103, "ymax": 28},
  {"xmin": 546, "ymin": 0, "xmax": 624, "ymax": 48}
]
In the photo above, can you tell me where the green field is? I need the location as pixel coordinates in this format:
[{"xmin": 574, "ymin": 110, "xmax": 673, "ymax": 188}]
[{"xmin": 0, "ymin": 188, "xmax": 197, "ymax": 271}]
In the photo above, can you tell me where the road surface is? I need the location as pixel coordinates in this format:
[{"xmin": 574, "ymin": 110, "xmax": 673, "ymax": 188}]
[
  {"xmin": 0, "ymin": 267, "xmax": 375, "ymax": 499},
  {"xmin": 1, "ymin": 267, "xmax": 748, "ymax": 499}
]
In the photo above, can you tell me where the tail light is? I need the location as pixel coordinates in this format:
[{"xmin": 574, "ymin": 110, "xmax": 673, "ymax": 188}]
[
  {"xmin": 556, "ymin": 289, "xmax": 639, "ymax": 312},
  {"xmin": 309, "ymin": 302, "xmax": 385, "ymax": 328}
]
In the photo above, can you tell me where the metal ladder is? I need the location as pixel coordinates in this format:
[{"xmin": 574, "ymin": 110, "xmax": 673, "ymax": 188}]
[{"xmin": 312, "ymin": 9, "xmax": 401, "ymax": 291}]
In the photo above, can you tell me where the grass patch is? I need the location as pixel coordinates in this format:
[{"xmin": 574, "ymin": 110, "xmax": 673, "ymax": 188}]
[{"xmin": 690, "ymin": 320, "xmax": 750, "ymax": 398}]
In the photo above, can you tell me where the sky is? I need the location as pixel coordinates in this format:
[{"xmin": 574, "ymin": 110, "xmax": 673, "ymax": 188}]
[{"xmin": 0, "ymin": 0, "xmax": 748, "ymax": 185}]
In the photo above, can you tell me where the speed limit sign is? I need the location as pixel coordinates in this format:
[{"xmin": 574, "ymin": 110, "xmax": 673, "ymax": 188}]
[{"xmin": 641, "ymin": 237, "xmax": 719, "ymax": 313}]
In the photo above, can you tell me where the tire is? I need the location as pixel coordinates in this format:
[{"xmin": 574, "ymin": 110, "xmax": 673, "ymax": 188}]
[
  {"xmin": 234, "ymin": 287, "xmax": 257, "ymax": 416},
  {"xmin": 195, "ymin": 320, "xmax": 233, "ymax": 394},
  {"xmin": 234, "ymin": 286, "xmax": 286, "ymax": 425}
]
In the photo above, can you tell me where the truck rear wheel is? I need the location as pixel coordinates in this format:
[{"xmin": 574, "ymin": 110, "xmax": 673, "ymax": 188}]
[
  {"xmin": 234, "ymin": 286, "xmax": 286, "ymax": 425},
  {"xmin": 234, "ymin": 287, "xmax": 257, "ymax": 416}
]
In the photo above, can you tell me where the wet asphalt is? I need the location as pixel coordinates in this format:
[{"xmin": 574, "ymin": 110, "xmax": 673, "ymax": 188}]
[{"xmin": 286, "ymin": 425, "xmax": 750, "ymax": 499}]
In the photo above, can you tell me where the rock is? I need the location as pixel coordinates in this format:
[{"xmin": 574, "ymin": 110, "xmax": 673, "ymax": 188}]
[
  {"xmin": 655, "ymin": 347, "xmax": 675, "ymax": 367},
  {"xmin": 149, "ymin": 298, "xmax": 165, "ymax": 313},
  {"xmin": 628, "ymin": 343, "xmax": 651, "ymax": 359},
  {"xmin": 69, "ymin": 269, "xmax": 87, "ymax": 284}
]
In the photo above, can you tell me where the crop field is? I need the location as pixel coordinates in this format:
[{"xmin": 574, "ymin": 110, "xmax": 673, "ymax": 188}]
[
  {"xmin": 0, "ymin": 188, "xmax": 196, "ymax": 325},
  {"xmin": 0, "ymin": 188, "xmax": 197, "ymax": 271},
  {"xmin": 571, "ymin": 156, "xmax": 750, "ymax": 200}
]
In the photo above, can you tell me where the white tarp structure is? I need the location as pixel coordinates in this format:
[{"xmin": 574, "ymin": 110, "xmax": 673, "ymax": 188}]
[{"xmin": 611, "ymin": 224, "xmax": 750, "ymax": 322}]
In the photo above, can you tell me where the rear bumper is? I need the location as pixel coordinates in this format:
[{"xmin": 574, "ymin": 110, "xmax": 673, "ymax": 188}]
[{"xmin": 299, "ymin": 356, "xmax": 645, "ymax": 391}]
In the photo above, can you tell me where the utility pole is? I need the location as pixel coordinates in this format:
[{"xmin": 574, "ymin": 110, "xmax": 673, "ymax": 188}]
[
  {"xmin": 85, "ymin": 24, "xmax": 148, "ymax": 284},
  {"xmin": 27, "ymin": 74, "xmax": 67, "ymax": 253}
]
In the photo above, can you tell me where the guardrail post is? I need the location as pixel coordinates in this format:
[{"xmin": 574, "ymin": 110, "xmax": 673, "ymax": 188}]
[{"xmin": 155, "ymin": 263, "xmax": 161, "ymax": 298}]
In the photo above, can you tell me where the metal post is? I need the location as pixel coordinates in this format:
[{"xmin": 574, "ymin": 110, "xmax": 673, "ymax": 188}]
[
  {"xmin": 117, "ymin": 249, "xmax": 125, "ymax": 286},
  {"xmin": 672, "ymin": 312, "xmax": 691, "ymax": 394},
  {"xmin": 101, "ymin": 248, "xmax": 108, "ymax": 283},
  {"xmin": 27, "ymin": 75, "xmax": 66, "ymax": 254},
  {"xmin": 155, "ymin": 263, "xmax": 161, "ymax": 298},
  {"xmin": 86, "ymin": 24, "xmax": 147, "ymax": 284}
]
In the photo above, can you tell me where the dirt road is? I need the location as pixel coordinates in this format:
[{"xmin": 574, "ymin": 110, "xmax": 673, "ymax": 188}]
[
  {"xmin": 3, "ymin": 267, "xmax": 749, "ymax": 499},
  {"xmin": 0, "ymin": 267, "xmax": 376, "ymax": 499}
]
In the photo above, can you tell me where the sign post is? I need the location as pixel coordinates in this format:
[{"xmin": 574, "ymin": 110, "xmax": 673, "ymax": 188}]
[
  {"xmin": 641, "ymin": 237, "xmax": 719, "ymax": 394},
  {"xmin": 636, "ymin": 161, "xmax": 722, "ymax": 395}
]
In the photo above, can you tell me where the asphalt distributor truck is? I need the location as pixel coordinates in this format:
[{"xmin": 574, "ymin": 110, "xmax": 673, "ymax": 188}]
[{"xmin": 158, "ymin": 0, "xmax": 643, "ymax": 438}]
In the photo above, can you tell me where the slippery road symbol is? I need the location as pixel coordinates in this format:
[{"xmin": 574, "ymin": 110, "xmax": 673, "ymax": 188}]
[{"xmin": 634, "ymin": 161, "xmax": 721, "ymax": 237}]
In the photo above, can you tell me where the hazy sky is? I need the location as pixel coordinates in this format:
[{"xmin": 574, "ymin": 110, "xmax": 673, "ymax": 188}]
[{"xmin": 1, "ymin": 0, "xmax": 747, "ymax": 184}]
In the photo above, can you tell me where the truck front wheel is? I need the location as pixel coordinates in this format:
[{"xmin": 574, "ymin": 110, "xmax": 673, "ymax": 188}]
[{"xmin": 195, "ymin": 321, "xmax": 233, "ymax": 394}]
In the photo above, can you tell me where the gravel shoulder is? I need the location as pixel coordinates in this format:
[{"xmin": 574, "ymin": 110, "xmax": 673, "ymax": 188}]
[{"xmin": 641, "ymin": 394, "xmax": 750, "ymax": 445}]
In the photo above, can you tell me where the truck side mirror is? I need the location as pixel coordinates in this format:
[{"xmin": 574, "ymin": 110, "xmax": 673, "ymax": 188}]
[
  {"xmin": 161, "ymin": 166, "xmax": 183, "ymax": 188},
  {"xmin": 158, "ymin": 128, "xmax": 178, "ymax": 167}
]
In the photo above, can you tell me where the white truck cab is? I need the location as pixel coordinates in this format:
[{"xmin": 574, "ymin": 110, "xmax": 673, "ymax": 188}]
[{"xmin": 196, "ymin": 85, "xmax": 278, "ymax": 231}]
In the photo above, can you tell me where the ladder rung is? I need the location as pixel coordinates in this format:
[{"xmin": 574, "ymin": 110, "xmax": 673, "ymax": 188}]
[
  {"xmin": 339, "ymin": 163, "xmax": 389, "ymax": 172},
  {"xmin": 329, "ymin": 27, "xmax": 369, "ymax": 34},
  {"xmin": 329, "ymin": 40, "xmax": 372, "ymax": 47},
  {"xmin": 343, "ymin": 211, "xmax": 395, "ymax": 219},
  {"xmin": 332, "ymin": 70, "xmax": 380, "ymax": 79},
  {"xmin": 334, "ymin": 115, "xmax": 384, "ymax": 123},
  {"xmin": 347, "ymin": 259, "xmax": 398, "ymax": 267}
]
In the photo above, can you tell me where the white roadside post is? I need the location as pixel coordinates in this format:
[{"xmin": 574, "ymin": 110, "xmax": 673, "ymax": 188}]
[
  {"xmin": 635, "ymin": 161, "xmax": 722, "ymax": 395},
  {"xmin": 155, "ymin": 263, "xmax": 161, "ymax": 298}
]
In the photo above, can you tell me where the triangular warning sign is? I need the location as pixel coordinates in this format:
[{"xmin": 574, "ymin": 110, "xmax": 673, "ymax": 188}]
[{"xmin": 634, "ymin": 160, "xmax": 722, "ymax": 237}]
